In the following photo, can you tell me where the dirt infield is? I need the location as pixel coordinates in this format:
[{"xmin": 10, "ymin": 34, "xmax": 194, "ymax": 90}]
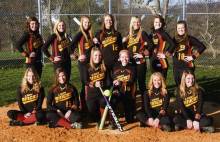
[{"xmin": 1, "ymin": 102, "xmax": 220, "ymax": 142}]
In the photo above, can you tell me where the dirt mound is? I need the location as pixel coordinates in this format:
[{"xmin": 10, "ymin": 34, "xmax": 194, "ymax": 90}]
[{"xmin": 1, "ymin": 102, "xmax": 220, "ymax": 142}]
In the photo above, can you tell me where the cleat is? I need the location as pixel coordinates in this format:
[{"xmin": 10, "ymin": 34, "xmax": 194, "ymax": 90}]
[
  {"xmin": 161, "ymin": 124, "xmax": 172, "ymax": 132},
  {"xmin": 201, "ymin": 126, "xmax": 215, "ymax": 133},
  {"xmin": 9, "ymin": 120, "xmax": 24, "ymax": 126},
  {"xmin": 71, "ymin": 122, "xmax": 82, "ymax": 129}
]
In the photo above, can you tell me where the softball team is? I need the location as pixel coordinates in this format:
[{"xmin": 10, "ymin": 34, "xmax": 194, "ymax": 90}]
[{"xmin": 8, "ymin": 14, "xmax": 214, "ymax": 133}]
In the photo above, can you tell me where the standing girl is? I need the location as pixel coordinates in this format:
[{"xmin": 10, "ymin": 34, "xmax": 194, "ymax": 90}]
[
  {"xmin": 123, "ymin": 16, "xmax": 152, "ymax": 109},
  {"xmin": 173, "ymin": 70, "xmax": 214, "ymax": 132},
  {"xmin": 149, "ymin": 15, "xmax": 175, "ymax": 79},
  {"xmin": 46, "ymin": 68, "xmax": 82, "ymax": 129},
  {"xmin": 93, "ymin": 14, "xmax": 123, "ymax": 72},
  {"xmin": 43, "ymin": 20, "xmax": 72, "ymax": 81},
  {"xmin": 7, "ymin": 68, "xmax": 45, "ymax": 126},
  {"xmin": 70, "ymin": 16, "xmax": 94, "ymax": 112},
  {"xmin": 173, "ymin": 21, "xmax": 206, "ymax": 86},
  {"xmin": 136, "ymin": 72, "xmax": 172, "ymax": 132},
  {"xmin": 16, "ymin": 17, "xmax": 44, "ymax": 77}
]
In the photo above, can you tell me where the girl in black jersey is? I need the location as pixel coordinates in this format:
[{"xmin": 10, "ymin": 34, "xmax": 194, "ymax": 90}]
[
  {"xmin": 136, "ymin": 72, "xmax": 172, "ymax": 132},
  {"xmin": 149, "ymin": 15, "xmax": 175, "ymax": 79},
  {"xmin": 71, "ymin": 16, "xmax": 94, "ymax": 113},
  {"xmin": 173, "ymin": 21, "xmax": 206, "ymax": 86},
  {"xmin": 82, "ymin": 48, "xmax": 109, "ymax": 125},
  {"xmin": 7, "ymin": 68, "xmax": 45, "ymax": 126},
  {"xmin": 123, "ymin": 16, "xmax": 152, "ymax": 110},
  {"xmin": 16, "ymin": 17, "xmax": 44, "ymax": 77},
  {"xmin": 111, "ymin": 50, "xmax": 136, "ymax": 125},
  {"xmin": 43, "ymin": 20, "xmax": 72, "ymax": 81},
  {"xmin": 93, "ymin": 14, "xmax": 123, "ymax": 72},
  {"xmin": 173, "ymin": 71, "xmax": 214, "ymax": 132},
  {"xmin": 46, "ymin": 68, "xmax": 82, "ymax": 129}
]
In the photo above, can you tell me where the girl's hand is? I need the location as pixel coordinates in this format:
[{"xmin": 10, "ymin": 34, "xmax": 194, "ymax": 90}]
[
  {"xmin": 95, "ymin": 81, "xmax": 101, "ymax": 88},
  {"xmin": 54, "ymin": 56, "xmax": 62, "ymax": 62},
  {"xmin": 193, "ymin": 121, "xmax": 200, "ymax": 131},
  {"xmin": 29, "ymin": 52, "xmax": 36, "ymax": 58},
  {"xmin": 147, "ymin": 117, "xmax": 154, "ymax": 127},
  {"xmin": 184, "ymin": 56, "xmax": 193, "ymax": 62},
  {"xmin": 24, "ymin": 112, "xmax": 31, "ymax": 118},
  {"xmin": 133, "ymin": 53, "xmax": 143, "ymax": 59},
  {"xmin": 153, "ymin": 118, "xmax": 160, "ymax": 128},
  {"xmin": 187, "ymin": 119, "xmax": 193, "ymax": 129},
  {"xmin": 157, "ymin": 53, "xmax": 166, "ymax": 59},
  {"xmin": 64, "ymin": 110, "xmax": 72, "ymax": 120},
  {"xmin": 93, "ymin": 38, "xmax": 99, "ymax": 44},
  {"xmin": 78, "ymin": 54, "xmax": 86, "ymax": 62},
  {"xmin": 113, "ymin": 80, "xmax": 120, "ymax": 86}
]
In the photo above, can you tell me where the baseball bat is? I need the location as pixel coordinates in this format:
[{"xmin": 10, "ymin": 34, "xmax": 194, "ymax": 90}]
[{"xmin": 99, "ymin": 87, "xmax": 123, "ymax": 132}]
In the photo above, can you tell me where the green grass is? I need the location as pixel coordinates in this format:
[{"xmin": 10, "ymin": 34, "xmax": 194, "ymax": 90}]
[
  {"xmin": 0, "ymin": 51, "xmax": 21, "ymax": 60},
  {"xmin": 0, "ymin": 61, "xmax": 220, "ymax": 106}
]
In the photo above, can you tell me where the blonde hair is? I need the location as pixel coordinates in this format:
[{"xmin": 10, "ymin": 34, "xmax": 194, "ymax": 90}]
[
  {"xmin": 53, "ymin": 20, "xmax": 67, "ymax": 41},
  {"xmin": 119, "ymin": 49, "xmax": 130, "ymax": 58},
  {"xmin": 80, "ymin": 16, "xmax": 93, "ymax": 42},
  {"xmin": 21, "ymin": 68, "xmax": 41, "ymax": 94},
  {"xmin": 179, "ymin": 70, "xmax": 199, "ymax": 98},
  {"xmin": 148, "ymin": 72, "xmax": 167, "ymax": 96},
  {"xmin": 89, "ymin": 47, "xmax": 106, "ymax": 71},
  {"xmin": 129, "ymin": 16, "xmax": 142, "ymax": 41}
]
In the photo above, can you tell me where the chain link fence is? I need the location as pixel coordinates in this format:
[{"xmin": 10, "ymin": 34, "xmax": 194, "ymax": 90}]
[{"xmin": 0, "ymin": 0, "xmax": 219, "ymax": 68}]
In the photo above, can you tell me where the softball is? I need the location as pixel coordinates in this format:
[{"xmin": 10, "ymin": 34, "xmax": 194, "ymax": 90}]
[{"xmin": 103, "ymin": 90, "xmax": 111, "ymax": 97}]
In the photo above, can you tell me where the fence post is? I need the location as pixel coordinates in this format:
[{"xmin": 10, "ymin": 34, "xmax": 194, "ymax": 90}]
[
  {"xmin": 109, "ymin": 0, "xmax": 112, "ymax": 14},
  {"xmin": 38, "ymin": 0, "xmax": 44, "ymax": 64},
  {"xmin": 183, "ymin": 0, "xmax": 186, "ymax": 20}
]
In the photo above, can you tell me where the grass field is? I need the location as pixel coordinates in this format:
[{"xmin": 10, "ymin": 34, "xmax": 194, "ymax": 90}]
[{"xmin": 0, "ymin": 61, "xmax": 220, "ymax": 106}]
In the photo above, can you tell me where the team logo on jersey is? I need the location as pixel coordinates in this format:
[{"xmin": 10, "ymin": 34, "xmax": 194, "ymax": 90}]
[
  {"xmin": 90, "ymin": 71, "xmax": 105, "ymax": 83},
  {"xmin": 22, "ymin": 93, "xmax": 38, "ymax": 104},
  {"xmin": 55, "ymin": 92, "xmax": 72, "ymax": 103},
  {"xmin": 102, "ymin": 36, "xmax": 117, "ymax": 48},
  {"xmin": 183, "ymin": 95, "xmax": 198, "ymax": 107},
  {"xmin": 128, "ymin": 36, "xmax": 139, "ymax": 48},
  {"xmin": 150, "ymin": 97, "xmax": 163, "ymax": 108},
  {"xmin": 58, "ymin": 39, "xmax": 70, "ymax": 52},
  {"xmin": 32, "ymin": 38, "xmax": 43, "ymax": 49}
]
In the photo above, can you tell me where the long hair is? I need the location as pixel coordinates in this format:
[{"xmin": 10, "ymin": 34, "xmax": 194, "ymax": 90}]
[
  {"xmin": 89, "ymin": 47, "xmax": 106, "ymax": 71},
  {"xmin": 21, "ymin": 68, "xmax": 41, "ymax": 94},
  {"xmin": 100, "ymin": 14, "xmax": 116, "ymax": 40},
  {"xmin": 53, "ymin": 20, "xmax": 67, "ymax": 41},
  {"xmin": 80, "ymin": 16, "xmax": 93, "ymax": 42},
  {"xmin": 26, "ymin": 16, "xmax": 39, "ymax": 33},
  {"xmin": 129, "ymin": 16, "xmax": 142, "ymax": 41},
  {"xmin": 151, "ymin": 15, "xmax": 165, "ymax": 31},
  {"xmin": 174, "ymin": 20, "xmax": 189, "ymax": 43},
  {"xmin": 179, "ymin": 70, "xmax": 199, "ymax": 98},
  {"xmin": 148, "ymin": 72, "xmax": 167, "ymax": 96}
]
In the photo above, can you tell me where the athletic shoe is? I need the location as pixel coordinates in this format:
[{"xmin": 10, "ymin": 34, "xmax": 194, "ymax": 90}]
[
  {"xmin": 108, "ymin": 122, "xmax": 117, "ymax": 130},
  {"xmin": 174, "ymin": 124, "xmax": 181, "ymax": 131},
  {"xmin": 139, "ymin": 122, "xmax": 146, "ymax": 127},
  {"xmin": 201, "ymin": 126, "xmax": 215, "ymax": 133},
  {"xmin": 48, "ymin": 121, "xmax": 56, "ymax": 128},
  {"xmin": 161, "ymin": 124, "xmax": 172, "ymax": 132},
  {"xmin": 71, "ymin": 122, "xmax": 82, "ymax": 129},
  {"xmin": 9, "ymin": 120, "xmax": 24, "ymax": 126}
]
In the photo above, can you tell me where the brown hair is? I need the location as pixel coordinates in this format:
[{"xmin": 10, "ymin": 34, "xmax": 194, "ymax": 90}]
[
  {"xmin": 179, "ymin": 70, "xmax": 199, "ymax": 98},
  {"xmin": 26, "ymin": 16, "xmax": 39, "ymax": 32},
  {"xmin": 100, "ymin": 14, "xmax": 116, "ymax": 41}
]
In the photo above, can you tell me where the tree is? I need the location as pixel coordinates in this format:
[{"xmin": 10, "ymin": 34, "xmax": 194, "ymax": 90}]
[{"xmin": 133, "ymin": 0, "xmax": 170, "ymax": 19}]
